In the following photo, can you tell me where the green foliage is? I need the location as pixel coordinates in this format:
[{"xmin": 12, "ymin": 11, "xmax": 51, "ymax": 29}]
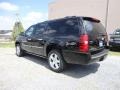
[
  {"xmin": 12, "ymin": 21, "xmax": 24, "ymax": 41},
  {"xmin": 109, "ymin": 51, "xmax": 120, "ymax": 56},
  {"xmin": 0, "ymin": 42, "xmax": 15, "ymax": 48}
]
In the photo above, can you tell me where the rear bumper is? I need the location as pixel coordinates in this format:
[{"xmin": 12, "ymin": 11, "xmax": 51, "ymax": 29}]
[
  {"xmin": 89, "ymin": 49, "xmax": 108, "ymax": 64},
  {"xmin": 62, "ymin": 49, "xmax": 109, "ymax": 65}
]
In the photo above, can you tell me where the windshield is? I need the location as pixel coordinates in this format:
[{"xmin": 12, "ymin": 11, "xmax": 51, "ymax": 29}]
[{"xmin": 114, "ymin": 29, "xmax": 120, "ymax": 35}]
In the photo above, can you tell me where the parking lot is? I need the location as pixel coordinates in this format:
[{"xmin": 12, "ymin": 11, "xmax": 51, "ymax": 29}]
[{"xmin": 0, "ymin": 48, "xmax": 120, "ymax": 90}]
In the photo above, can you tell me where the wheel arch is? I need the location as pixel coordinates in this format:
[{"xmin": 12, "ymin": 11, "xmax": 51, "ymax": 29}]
[
  {"xmin": 15, "ymin": 41, "xmax": 20, "ymax": 46},
  {"xmin": 45, "ymin": 43, "xmax": 63, "ymax": 57}
]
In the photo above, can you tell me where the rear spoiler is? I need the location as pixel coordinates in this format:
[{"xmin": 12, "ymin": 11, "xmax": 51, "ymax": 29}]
[{"xmin": 83, "ymin": 17, "xmax": 100, "ymax": 23}]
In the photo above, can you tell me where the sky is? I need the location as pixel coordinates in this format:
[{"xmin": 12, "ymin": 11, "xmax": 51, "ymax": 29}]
[{"xmin": 0, "ymin": 0, "xmax": 53, "ymax": 30}]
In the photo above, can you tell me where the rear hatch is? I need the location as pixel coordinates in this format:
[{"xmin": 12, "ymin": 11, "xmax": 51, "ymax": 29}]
[{"xmin": 82, "ymin": 17, "xmax": 108, "ymax": 54}]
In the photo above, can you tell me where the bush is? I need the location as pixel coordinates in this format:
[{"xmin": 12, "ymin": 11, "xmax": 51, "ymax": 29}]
[{"xmin": 12, "ymin": 21, "xmax": 24, "ymax": 41}]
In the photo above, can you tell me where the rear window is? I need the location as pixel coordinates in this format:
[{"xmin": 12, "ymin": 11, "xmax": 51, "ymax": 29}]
[
  {"xmin": 47, "ymin": 19, "xmax": 79, "ymax": 36},
  {"xmin": 83, "ymin": 20, "xmax": 106, "ymax": 35}
]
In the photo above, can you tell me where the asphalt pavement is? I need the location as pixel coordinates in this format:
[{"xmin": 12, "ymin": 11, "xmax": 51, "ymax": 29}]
[{"xmin": 0, "ymin": 48, "xmax": 120, "ymax": 90}]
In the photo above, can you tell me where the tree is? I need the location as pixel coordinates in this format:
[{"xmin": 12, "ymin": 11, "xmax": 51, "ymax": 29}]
[{"xmin": 12, "ymin": 21, "xmax": 24, "ymax": 41}]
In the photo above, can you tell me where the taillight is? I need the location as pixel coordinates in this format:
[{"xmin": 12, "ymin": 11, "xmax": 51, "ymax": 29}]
[{"xmin": 79, "ymin": 34, "xmax": 89, "ymax": 53}]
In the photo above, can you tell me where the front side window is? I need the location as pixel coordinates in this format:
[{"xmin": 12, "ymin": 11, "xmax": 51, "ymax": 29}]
[
  {"xmin": 25, "ymin": 26, "xmax": 34, "ymax": 37},
  {"xmin": 47, "ymin": 19, "xmax": 79, "ymax": 36},
  {"xmin": 33, "ymin": 24, "xmax": 45, "ymax": 36}
]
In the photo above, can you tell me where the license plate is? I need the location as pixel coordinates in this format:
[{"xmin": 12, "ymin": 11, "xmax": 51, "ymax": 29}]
[{"xmin": 99, "ymin": 41, "xmax": 103, "ymax": 47}]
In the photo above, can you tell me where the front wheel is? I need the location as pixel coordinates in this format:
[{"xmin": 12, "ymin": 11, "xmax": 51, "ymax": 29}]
[
  {"xmin": 16, "ymin": 44, "xmax": 24, "ymax": 57},
  {"xmin": 48, "ymin": 50, "xmax": 66, "ymax": 72}
]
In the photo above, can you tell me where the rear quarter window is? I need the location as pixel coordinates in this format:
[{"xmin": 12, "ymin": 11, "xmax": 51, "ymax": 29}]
[{"xmin": 47, "ymin": 19, "xmax": 79, "ymax": 36}]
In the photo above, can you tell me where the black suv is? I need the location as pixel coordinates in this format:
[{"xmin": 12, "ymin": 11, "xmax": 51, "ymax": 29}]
[
  {"xmin": 15, "ymin": 16, "xmax": 109, "ymax": 72},
  {"xmin": 109, "ymin": 29, "xmax": 120, "ymax": 50}
]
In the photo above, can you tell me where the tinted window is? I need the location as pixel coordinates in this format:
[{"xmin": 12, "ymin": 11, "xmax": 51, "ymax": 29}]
[
  {"xmin": 33, "ymin": 23, "xmax": 45, "ymax": 36},
  {"xmin": 47, "ymin": 19, "xmax": 79, "ymax": 36},
  {"xmin": 83, "ymin": 20, "xmax": 106, "ymax": 34},
  {"xmin": 114, "ymin": 29, "xmax": 120, "ymax": 35},
  {"xmin": 25, "ymin": 26, "xmax": 34, "ymax": 37}
]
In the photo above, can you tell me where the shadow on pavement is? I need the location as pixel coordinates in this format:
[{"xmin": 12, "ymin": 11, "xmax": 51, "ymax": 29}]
[
  {"xmin": 24, "ymin": 54, "xmax": 49, "ymax": 68},
  {"xmin": 110, "ymin": 48, "xmax": 120, "ymax": 52},
  {"xmin": 63, "ymin": 63, "xmax": 100, "ymax": 78},
  {"xmin": 24, "ymin": 54, "xmax": 100, "ymax": 78}
]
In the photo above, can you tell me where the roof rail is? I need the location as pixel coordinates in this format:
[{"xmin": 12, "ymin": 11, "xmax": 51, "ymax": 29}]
[{"xmin": 65, "ymin": 16, "xmax": 77, "ymax": 18}]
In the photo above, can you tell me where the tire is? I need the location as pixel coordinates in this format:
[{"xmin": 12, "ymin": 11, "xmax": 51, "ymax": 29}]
[
  {"xmin": 110, "ymin": 47, "xmax": 113, "ymax": 51},
  {"xmin": 16, "ymin": 44, "xmax": 24, "ymax": 57},
  {"xmin": 109, "ymin": 46, "xmax": 114, "ymax": 51},
  {"xmin": 48, "ymin": 50, "xmax": 66, "ymax": 72}
]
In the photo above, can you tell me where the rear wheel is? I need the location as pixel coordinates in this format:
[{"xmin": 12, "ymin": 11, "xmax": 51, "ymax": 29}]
[
  {"xmin": 109, "ymin": 45, "xmax": 114, "ymax": 51},
  {"xmin": 16, "ymin": 44, "xmax": 24, "ymax": 57},
  {"xmin": 48, "ymin": 50, "xmax": 66, "ymax": 72}
]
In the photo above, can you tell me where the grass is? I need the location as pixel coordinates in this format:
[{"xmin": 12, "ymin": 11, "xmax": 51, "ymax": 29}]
[
  {"xmin": 0, "ymin": 42, "xmax": 15, "ymax": 48},
  {"xmin": 109, "ymin": 51, "xmax": 120, "ymax": 56}
]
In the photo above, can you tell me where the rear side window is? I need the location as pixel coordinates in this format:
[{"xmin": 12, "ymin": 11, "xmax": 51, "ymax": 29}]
[{"xmin": 47, "ymin": 19, "xmax": 79, "ymax": 36}]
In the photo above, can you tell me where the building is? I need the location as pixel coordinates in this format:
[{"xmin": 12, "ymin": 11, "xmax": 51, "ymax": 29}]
[
  {"xmin": 49, "ymin": 0, "xmax": 120, "ymax": 35},
  {"xmin": 0, "ymin": 30, "xmax": 12, "ymax": 41}
]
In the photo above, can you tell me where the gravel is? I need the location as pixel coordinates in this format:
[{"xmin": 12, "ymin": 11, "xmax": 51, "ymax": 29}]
[{"xmin": 0, "ymin": 48, "xmax": 120, "ymax": 90}]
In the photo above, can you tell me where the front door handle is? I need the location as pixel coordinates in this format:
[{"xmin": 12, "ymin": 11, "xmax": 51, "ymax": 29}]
[
  {"xmin": 37, "ymin": 39, "xmax": 43, "ymax": 41},
  {"xmin": 27, "ymin": 38, "xmax": 32, "ymax": 41}
]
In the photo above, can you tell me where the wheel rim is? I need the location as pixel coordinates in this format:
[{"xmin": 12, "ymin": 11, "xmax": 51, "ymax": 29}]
[
  {"xmin": 16, "ymin": 45, "xmax": 20, "ymax": 55},
  {"xmin": 49, "ymin": 53, "xmax": 60, "ymax": 70}
]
